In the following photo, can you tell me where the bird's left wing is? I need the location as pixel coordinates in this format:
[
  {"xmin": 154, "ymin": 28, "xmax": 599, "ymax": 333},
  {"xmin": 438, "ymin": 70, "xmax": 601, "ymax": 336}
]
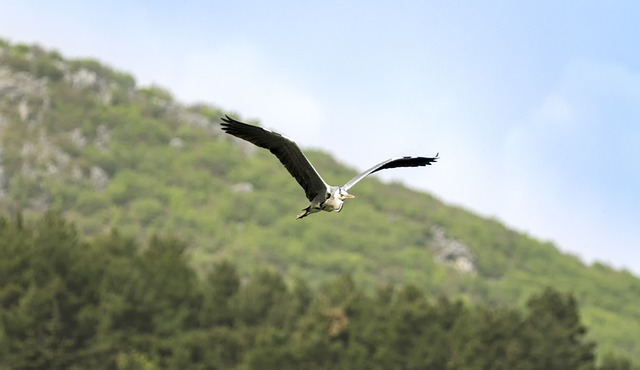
[
  {"xmin": 342, "ymin": 155, "xmax": 439, "ymax": 191},
  {"xmin": 220, "ymin": 115, "xmax": 329, "ymax": 201}
]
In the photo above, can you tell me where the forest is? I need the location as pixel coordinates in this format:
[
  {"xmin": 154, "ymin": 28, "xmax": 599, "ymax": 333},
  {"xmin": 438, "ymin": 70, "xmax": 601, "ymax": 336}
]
[{"xmin": 0, "ymin": 214, "xmax": 637, "ymax": 369}]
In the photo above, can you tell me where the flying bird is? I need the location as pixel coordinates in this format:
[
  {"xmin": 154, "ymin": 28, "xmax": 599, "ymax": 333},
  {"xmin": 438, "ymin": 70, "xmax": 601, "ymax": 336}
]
[{"xmin": 220, "ymin": 115, "xmax": 438, "ymax": 219}]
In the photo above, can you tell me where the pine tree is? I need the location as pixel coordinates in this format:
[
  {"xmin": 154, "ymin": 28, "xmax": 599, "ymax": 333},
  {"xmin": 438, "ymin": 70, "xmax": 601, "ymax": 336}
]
[{"xmin": 523, "ymin": 288, "xmax": 596, "ymax": 370}]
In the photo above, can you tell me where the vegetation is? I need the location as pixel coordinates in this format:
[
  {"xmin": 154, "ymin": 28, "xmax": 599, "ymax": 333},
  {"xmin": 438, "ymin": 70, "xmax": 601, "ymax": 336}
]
[
  {"xmin": 1, "ymin": 213, "xmax": 637, "ymax": 370},
  {"xmin": 1, "ymin": 38, "xmax": 639, "ymax": 364}
]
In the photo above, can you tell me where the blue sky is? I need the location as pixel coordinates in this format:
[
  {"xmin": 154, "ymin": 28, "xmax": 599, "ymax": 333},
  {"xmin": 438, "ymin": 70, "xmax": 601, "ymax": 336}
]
[{"xmin": 2, "ymin": 1, "xmax": 639, "ymax": 274}]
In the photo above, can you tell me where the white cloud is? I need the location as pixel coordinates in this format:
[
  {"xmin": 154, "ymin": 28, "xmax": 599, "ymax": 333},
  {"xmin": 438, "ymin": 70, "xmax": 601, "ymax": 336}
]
[
  {"xmin": 171, "ymin": 43, "xmax": 326, "ymax": 144},
  {"xmin": 501, "ymin": 59, "xmax": 640, "ymax": 270}
]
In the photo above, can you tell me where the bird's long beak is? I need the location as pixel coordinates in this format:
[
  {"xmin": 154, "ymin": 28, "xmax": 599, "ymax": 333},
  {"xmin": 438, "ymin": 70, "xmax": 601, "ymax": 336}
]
[{"xmin": 343, "ymin": 194, "xmax": 355, "ymax": 199}]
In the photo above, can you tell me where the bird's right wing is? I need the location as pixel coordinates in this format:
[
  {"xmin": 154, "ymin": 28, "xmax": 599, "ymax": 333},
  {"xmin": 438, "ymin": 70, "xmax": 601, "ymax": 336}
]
[
  {"xmin": 342, "ymin": 155, "xmax": 439, "ymax": 191},
  {"xmin": 221, "ymin": 115, "xmax": 329, "ymax": 201}
]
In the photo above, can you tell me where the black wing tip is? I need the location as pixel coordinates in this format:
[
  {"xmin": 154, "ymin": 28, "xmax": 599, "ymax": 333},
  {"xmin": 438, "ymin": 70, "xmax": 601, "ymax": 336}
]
[
  {"xmin": 420, "ymin": 153, "xmax": 439, "ymax": 164},
  {"xmin": 220, "ymin": 115, "xmax": 252, "ymax": 134},
  {"xmin": 220, "ymin": 115, "xmax": 233, "ymax": 131},
  {"xmin": 220, "ymin": 114, "xmax": 237, "ymax": 125},
  {"xmin": 220, "ymin": 115, "xmax": 265, "ymax": 129},
  {"xmin": 399, "ymin": 154, "xmax": 439, "ymax": 165}
]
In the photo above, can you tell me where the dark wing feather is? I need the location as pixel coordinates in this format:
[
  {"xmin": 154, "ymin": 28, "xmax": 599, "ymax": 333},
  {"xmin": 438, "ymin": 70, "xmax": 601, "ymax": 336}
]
[
  {"xmin": 220, "ymin": 115, "xmax": 328, "ymax": 201},
  {"xmin": 342, "ymin": 154, "xmax": 439, "ymax": 191}
]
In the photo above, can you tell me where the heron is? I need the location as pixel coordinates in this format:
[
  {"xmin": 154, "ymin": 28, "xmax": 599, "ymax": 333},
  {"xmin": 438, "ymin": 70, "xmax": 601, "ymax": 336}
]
[{"xmin": 220, "ymin": 115, "xmax": 439, "ymax": 219}]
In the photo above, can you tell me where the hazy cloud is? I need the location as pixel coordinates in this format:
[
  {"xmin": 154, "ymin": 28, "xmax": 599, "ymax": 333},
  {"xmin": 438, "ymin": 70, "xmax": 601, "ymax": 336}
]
[
  {"xmin": 502, "ymin": 59, "xmax": 640, "ymax": 267},
  {"xmin": 168, "ymin": 43, "xmax": 326, "ymax": 146}
]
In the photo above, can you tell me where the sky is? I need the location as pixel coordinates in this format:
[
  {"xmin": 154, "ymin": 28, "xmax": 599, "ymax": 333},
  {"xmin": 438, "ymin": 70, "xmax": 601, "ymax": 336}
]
[{"xmin": 1, "ymin": 1, "xmax": 639, "ymax": 274}]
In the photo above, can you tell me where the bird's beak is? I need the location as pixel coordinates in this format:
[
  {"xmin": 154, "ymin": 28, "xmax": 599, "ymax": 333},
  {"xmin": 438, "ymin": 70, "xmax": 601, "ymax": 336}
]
[{"xmin": 343, "ymin": 194, "xmax": 355, "ymax": 199}]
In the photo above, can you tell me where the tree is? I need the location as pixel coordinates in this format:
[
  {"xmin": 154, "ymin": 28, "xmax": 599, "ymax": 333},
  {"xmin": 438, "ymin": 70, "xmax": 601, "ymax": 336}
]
[
  {"xmin": 598, "ymin": 352, "xmax": 638, "ymax": 370},
  {"xmin": 231, "ymin": 269, "xmax": 288, "ymax": 327},
  {"xmin": 0, "ymin": 213, "xmax": 103, "ymax": 369},
  {"xmin": 201, "ymin": 260, "xmax": 240, "ymax": 327},
  {"xmin": 522, "ymin": 288, "xmax": 596, "ymax": 370},
  {"xmin": 449, "ymin": 306, "xmax": 530, "ymax": 370}
]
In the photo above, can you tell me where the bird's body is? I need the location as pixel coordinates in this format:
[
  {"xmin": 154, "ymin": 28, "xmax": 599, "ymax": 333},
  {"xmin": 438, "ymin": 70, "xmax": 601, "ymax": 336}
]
[
  {"xmin": 220, "ymin": 115, "xmax": 438, "ymax": 219},
  {"xmin": 301, "ymin": 185, "xmax": 349, "ymax": 219}
]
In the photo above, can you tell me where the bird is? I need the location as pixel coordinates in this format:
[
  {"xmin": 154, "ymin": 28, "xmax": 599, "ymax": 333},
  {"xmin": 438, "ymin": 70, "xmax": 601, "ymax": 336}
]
[{"xmin": 220, "ymin": 115, "xmax": 439, "ymax": 219}]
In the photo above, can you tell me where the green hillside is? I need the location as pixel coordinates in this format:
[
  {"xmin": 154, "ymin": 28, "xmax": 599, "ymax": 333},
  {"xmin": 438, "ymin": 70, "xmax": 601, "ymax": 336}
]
[{"xmin": 1, "ymin": 39, "xmax": 639, "ymax": 362}]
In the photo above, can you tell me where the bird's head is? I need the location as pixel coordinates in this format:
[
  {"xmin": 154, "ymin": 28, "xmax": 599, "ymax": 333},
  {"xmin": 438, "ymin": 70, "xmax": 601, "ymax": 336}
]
[{"xmin": 338, "ymin": 188, "xmax": 355, "ymax": 200}]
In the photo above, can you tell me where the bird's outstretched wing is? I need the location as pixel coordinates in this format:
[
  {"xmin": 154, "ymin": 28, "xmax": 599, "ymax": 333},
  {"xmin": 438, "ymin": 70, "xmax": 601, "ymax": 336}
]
[
  {"xmin": 220, "ymin": 115, "xmax": 329, "ymax": 201},
  {"xmin": 342, "ymin": 155, "xmax": 439, "ymax": 191}
]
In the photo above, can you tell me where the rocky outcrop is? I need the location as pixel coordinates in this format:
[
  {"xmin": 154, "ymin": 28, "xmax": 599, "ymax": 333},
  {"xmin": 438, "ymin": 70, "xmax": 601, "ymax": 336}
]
[
  {"xmin": 0, "ymin": 67, "xmax": 49, "ymax": 102},
  {"xmin": 0, "ymin": 53, "xmax": 116, "ymax": 205},
  {"xmin": 0, "ymin": 64, "xmax": 52, "ymax": 197},
  {"xmin": 0, "ymin": 149, "xmax": 5, "ymax": 198},
  {"xmin": 64, "ymin": 67, "xmax": 117, "ymax": 104},
  {"xmin": 430, "ymin": 225, "xmax": 478, "ymax": 274},
  {"xmin": 231, "ymin": 182, "xmax": 254, "ymax": 193},
  {"xmin": 20, "ymin": 131, "xmax": 71, "ymax": 177},
  {"xmin": 0, "ymin": 41, "xmax": 227, "ymax": 212},
  {"xmin": 0, "ymin": 67, "xmax": 50, "ymax": 124},
  {"xmin": 89, "ymin": 166, "xmax": 109, "ymax": 191}
]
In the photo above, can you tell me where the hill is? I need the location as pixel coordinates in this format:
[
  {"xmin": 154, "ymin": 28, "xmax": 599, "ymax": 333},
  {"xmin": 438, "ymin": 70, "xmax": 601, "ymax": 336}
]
[{"xmin": 1, "ymin": 38, "xmax": 639, "ymax": 361}]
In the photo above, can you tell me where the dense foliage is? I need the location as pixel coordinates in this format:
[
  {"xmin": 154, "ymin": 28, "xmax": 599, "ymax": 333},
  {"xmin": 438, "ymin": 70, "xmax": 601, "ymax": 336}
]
[
  {"xmin": 1, "ymin": 39, "xmax": 639, "ymax": 362},
  {"xmin": 1, "ymin": 214, "xmax": 637, "ymax": 370}
]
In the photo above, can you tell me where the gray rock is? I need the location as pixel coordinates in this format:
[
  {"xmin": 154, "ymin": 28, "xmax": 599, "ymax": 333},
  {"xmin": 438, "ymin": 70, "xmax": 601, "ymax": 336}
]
[
  {"xmin": 231, "ymin": 182, "xmax": 254, "ymax": 193},
  {"xmin": 0, "ymin": 68, "xmax": 49, "ymax": 102},
  {"xmin": 66, "ymin": 68, "xmax": 98, "ymax": 90},
  {"xmin": 70, "ymin": 128, "xmax": 87, "ymax": 148},
  {"xmin": 430, "ymin": 225, "xmax": 478, "ymax": 274},
  {"xmin": 169, "ymin": 137, "xmax": 184, "ymax": 148},
  {"xmin": 95, "ymin": 125, "xmax": 110, "ymax": 150},
  {"xmin": 90, "ymin": 166, "xmax": 109, "ymax": 191},
  {"xmin": 0, "ymin": 149, "xmax": 5, "ymax": 198}
]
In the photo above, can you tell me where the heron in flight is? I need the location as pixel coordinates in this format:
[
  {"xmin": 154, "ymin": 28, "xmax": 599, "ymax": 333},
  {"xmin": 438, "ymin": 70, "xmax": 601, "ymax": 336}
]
[{"xmin": 221, "ymin": 115, "xmax": 438, "ymax": 219}]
